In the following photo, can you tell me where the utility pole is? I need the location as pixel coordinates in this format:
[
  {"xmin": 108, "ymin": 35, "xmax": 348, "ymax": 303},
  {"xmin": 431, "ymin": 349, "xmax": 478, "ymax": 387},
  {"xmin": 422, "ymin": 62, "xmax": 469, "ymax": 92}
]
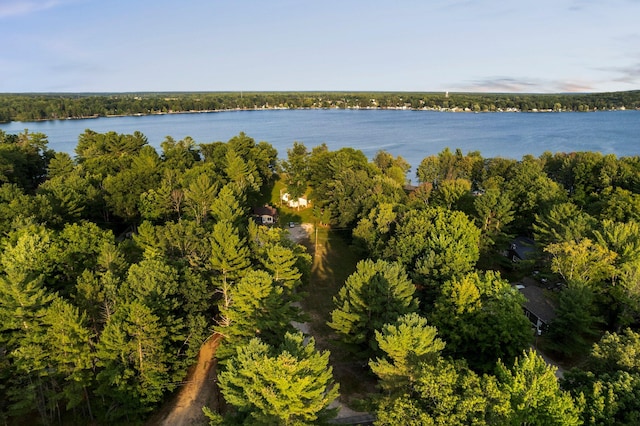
[{"xmin": 315, "ymin": 223, "xmax": 318, "ymax": 258}]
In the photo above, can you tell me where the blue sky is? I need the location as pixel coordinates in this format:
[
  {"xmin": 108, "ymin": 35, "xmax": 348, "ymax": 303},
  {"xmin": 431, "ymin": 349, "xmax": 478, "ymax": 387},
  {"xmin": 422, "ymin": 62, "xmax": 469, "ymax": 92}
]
[{"xmin": 1, "ymin": 0, "xmax": 639, "ymax": 93}]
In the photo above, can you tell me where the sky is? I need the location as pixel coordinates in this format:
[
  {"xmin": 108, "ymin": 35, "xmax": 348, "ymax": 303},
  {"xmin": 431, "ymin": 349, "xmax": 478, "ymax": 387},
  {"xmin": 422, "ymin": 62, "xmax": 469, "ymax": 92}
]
[{"xmin": 1, "ymin": 0, "xmax": 640, "ymax": 93}]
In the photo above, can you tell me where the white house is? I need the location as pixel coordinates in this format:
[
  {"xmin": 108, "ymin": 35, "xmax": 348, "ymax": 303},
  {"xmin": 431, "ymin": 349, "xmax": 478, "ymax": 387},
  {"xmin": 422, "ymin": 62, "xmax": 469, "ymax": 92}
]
[{"xmin": 281, "ymin": 192, "xmax": 309, "ymax": 209}]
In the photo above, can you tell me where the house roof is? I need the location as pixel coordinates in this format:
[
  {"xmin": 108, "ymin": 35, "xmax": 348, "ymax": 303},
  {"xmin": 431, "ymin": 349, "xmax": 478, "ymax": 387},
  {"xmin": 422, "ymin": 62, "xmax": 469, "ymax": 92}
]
[
  {"xmin": 519, "ymin": 283, "xmax": 556, "ymax": 324},
  {"xmin": 253, "ymin": 205, "xmax": 277, "ymax": 216},
  {"xmin": 510, "ymin": 236, "xmax": 536, "ymax": 260}
]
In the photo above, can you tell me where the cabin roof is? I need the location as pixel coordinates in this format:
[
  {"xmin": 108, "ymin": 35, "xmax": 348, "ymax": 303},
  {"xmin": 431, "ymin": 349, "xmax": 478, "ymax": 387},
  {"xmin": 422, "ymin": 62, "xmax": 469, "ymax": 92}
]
[
  {"xmin": 253, "ymin": 205, "xmax": 277, "ymax": 217},
  {"xmin": 518, "ymin": 282, "xmax": 556, "ymax": 324}
]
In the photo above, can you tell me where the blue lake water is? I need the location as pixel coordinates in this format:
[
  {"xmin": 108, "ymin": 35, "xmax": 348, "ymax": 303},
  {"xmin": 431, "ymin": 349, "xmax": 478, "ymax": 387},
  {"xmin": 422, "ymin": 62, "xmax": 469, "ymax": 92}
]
[{"xmin": 1, "ymin": 109, "xmax": 639, "ymax": 173}]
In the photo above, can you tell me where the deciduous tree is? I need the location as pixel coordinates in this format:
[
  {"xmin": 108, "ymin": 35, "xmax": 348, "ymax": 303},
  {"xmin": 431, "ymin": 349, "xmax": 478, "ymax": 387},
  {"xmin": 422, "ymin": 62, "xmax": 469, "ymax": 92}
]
[{"xmin": 430, "ymin": 271, "xmax": 532, "ymax": 372}]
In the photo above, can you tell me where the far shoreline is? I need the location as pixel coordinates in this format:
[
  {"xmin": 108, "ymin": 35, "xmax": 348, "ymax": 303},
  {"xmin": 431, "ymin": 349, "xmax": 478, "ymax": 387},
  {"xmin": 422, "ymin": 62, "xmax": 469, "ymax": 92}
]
[{"xmin": 2, "ymin": 105, "xmax": 637, "ymax": 125}]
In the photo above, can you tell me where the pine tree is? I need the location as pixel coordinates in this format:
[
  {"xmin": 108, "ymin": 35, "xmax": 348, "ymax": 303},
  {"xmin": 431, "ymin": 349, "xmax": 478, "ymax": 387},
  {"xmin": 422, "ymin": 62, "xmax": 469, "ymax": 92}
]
[
  {"xmin": 216, "ymin": 270, "xmax": 300, "ymax": 362},
  {"xmin": 210, "ymin": 183, "xmax": 245, "ymax": 226},
  {"xmin": 369, "ymin": 313, "xmax": 445, "ymax": 393},
  {"xmin": 496, "ymin": 349, "xmax": 581, "ymax": 425},
  {"xmin": 218, "ymin": 332, "xmax": 339, "ymax": 425},
  {"xmin": 96, "ymin": 301, "xmax": 173, "ymax": 420},
  {"xmin": 328, "ymin": 259, "xmax": 418, "ymax": 356},
  {"xmin": 261, "ymin": 244, "xmax": 303, "ymax": 291},
  {"xmin": 0, "ymin": 270, "xmax": 55, "ymax": 421},
  {"xmin": 184, "ymin": 173, "xmax": 218, "ymax": 225},
  {"xmin": 209, "ymin": 221, "xmax": 251, "ymax": 285},
  {"xmin": 41, "ymin": 298, "xmax": 94, "ymax": 419}
]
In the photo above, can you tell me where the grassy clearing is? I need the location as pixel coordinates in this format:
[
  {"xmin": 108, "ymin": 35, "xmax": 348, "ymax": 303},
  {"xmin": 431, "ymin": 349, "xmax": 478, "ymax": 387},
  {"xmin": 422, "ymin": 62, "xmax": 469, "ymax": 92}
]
[
  {"xmin": 269, "ymin": 179, "xmax": 316, "ymax": 224},
  {"xmin": 301, "ymin": 226, "xmax": 377, "ymax": 399},
  {"xmin": 272, "ymin": 179, "xmax": 377, "ymax": 400}
]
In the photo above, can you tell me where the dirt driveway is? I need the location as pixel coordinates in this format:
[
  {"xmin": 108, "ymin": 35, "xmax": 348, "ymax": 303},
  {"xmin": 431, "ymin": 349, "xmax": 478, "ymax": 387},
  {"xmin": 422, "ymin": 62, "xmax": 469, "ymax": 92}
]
[{"xmin": 150, "ymin": 334, "xmax": 222, "ymax": 426}]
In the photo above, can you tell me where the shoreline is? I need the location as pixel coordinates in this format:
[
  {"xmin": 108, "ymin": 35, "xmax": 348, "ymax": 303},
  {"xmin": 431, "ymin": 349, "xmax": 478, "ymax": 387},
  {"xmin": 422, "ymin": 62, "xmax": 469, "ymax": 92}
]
[{"xmin": 2, "ymin": 105, "xmax": 637, "ymax": 125}]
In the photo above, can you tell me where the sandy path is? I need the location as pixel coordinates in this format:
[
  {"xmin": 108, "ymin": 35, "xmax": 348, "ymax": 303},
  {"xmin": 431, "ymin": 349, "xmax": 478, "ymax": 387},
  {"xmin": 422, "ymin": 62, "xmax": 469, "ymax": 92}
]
[{"xmin": 154, "ymin": 333, "xmax": 222, "ymax": 426}]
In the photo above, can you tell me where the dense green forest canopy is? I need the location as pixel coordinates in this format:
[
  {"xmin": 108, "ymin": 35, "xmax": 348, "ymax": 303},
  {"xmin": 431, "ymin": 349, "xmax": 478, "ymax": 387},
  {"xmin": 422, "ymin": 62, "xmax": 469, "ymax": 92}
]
[
  {"xmin": 1, "ymin": 90, "xmax": 639, "ymax": 122},
  {"xmin": 2, "ymin": 124, "xmax": 640, "ymax": 425}
]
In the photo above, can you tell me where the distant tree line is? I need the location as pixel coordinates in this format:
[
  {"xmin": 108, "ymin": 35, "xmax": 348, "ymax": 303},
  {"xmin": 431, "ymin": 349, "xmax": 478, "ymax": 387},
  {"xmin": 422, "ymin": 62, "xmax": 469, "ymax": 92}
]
[{"xmin": 1, "ymin": 90, "xmax": 639, "ymax": 122}]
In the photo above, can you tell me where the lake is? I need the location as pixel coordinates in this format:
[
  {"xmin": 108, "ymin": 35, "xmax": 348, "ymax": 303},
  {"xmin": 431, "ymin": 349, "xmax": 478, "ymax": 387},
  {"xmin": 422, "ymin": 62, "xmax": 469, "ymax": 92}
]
[{"xmin": 1, "ymin": 109, "xmax": 639, "ymax": 173}]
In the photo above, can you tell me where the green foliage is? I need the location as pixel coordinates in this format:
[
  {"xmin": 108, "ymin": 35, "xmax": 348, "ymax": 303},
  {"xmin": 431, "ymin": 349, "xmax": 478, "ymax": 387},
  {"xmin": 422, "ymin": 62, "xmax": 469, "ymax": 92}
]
[
  {"xmin": 496, "ymin": 349, "xmax": 581, "ymax": 425},
  {"xmin": 0, "ymin": 270, "xmax": 54, "ymax": 351},
  {"xmin": 502, "ymin": 157, "xmax": 568, "ymax": 232},
  {"xmin": 534, "ymin": 202, "xmax": 596, "ymax": 245},
  {"xmin": 308, "ymin": 147, "xmax": 405, "ymax": 228},
  {"xmin": 473, "ymin": 187, "xmax": 515, "ymax": 254},
  {"xmin": 590, "ymin": 328, "xmax": 640, "ymax": 374},
  {"xmin": 600, "ymin": 187, "xmax": 640, "ymax": 223},
  {"xmin": 260, "ymin": 244, "xmax": 303, "ymax": 291},
  {"xmin": 134, "ymin": 219, "xmax": 211, "ymax": 268},
  {"xmin": 545, "ymin": 238, "xmax": 617, "ymax": 288},
  {"xmin": 328, "ymin": 259, "xmax": 418, "ymax": 356},
  {"xmin": 546, "ymin": 286, "xmax": 602, "ymax": 358},
  {"xmin": 416, "ymin": 148, "xmax": 481, "ymax": 185},
  {"xmin": 50, "ymin": 221, "xmax": 116, "ymax": 290},
  {"xmin": 209, "ymin": 221, "xmax": 252, "ymax": 284},
  {"xmin": 96, "ymin": 301, "xmax": 174, "ymax": 420},
  {"xmin": 0, "ymin": 130, "xmax": 53, "ymax": 192},
  {"xmin": 210, "ymin": 183, "xmax": 245, "ymax": 226},
  {"xmin": 160, "ymin": 135, "xmax": 200, "ymax": 170},
  {"xmin": 594, "ymin": 219, "xmax": 640, "ymax": 268},
  {"xmin": 0, "ymin": 225, "xmax": 55, "ymax": 280},
  {"xmin": 184, "ymin": 173, "xmax": 218, "ymax": 225},
  {"xmin": 385, "ymin": 207, "xmax": 480, "ymax": 293},
  {"xmin": 120, "ymin": 257, "xmax": 181, "ymax": 318},
  {"xmin": 37, "ymin": 171, "xmax": 102, "ymax": 225},
  {"xmin": 281, "ymin": 141, "xmax": 310, "ymax": 199},
  {"xmin": 39, "ymin": 298, "xmax": 94, "ymax": 412},
  {"xmin": 431, "ymin": 178, "xmax": 472, "ymax": 210},
  {"xmin": 563, "ymin": 329, "xmax": 640, "ymax": 424},
  {"xmin": 218, "ymin": 332, "xmax": 339, "ymax": 425},
  {"xmin": 374, "ymin": 357, "xmax": 510, "ymax": 426},
  {"xmin": 352, "ymin": 202, "xmax": 399, "ymax": 257},
  {"xmin": 216, "ymin": 270, "xmax": 300, "ymax": 362},
  {"xmin": 369, "ymin": 313, "xmax": 445, "ymax": 393},
  {"xmin": 430, "ymin": 271, "xmax": 532, "ymax": 372},
  {"xmin": 373, "ymin": 150, "xmax": 410, "ymax": 186}
]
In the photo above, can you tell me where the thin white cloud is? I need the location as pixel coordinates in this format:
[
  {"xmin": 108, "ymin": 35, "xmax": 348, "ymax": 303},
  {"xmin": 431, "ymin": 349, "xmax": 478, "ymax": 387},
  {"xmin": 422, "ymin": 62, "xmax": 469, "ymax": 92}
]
[
  {"xmin": 611, "ymin": 62, "xmax": 640, "ymax": 84},
  {"xmin": 554, "ymin": 81, "xmax": 595, "ymax": 93},
  {"xmin": 455, "ymin": 77, "xmax": 597, "ymax": 93},
  {"xmin": 457, "ymin": 77, "xmax": 543, "ymax": 93},
  {"xmin": 0, "ymin": 0, "xmax": 74, "ymax": 19},
  {"xmin": 594, "ymin": 55, "xmax": 640, "ymax": 85}
]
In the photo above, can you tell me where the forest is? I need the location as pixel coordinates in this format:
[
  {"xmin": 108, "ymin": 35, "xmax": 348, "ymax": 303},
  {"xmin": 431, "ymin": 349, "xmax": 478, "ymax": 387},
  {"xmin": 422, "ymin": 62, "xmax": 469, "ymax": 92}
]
[
  {"xmin": 1, "ymin": 125, "xmax": 640, "ymax": 425},
  {"xmin": 1, "ymin": 90, "xmax": 640, "ymax": 122}
]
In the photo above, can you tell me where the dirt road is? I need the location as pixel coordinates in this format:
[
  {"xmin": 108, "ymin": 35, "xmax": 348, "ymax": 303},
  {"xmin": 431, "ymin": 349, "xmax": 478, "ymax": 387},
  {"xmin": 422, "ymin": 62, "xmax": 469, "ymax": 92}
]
[{"xmin": 152, "ymin": 334, "xmax": 222, "ymax": 426}]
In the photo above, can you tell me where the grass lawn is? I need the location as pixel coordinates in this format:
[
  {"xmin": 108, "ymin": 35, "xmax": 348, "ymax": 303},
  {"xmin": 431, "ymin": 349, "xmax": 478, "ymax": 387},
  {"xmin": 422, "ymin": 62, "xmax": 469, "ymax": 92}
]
[
  {"xmin": 272, "ymin": 180, "xmax": 377, "ymax": 402},
  {"xmin": 300, "ymin": 226, "xmax": 378, "ymax": 401}
]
